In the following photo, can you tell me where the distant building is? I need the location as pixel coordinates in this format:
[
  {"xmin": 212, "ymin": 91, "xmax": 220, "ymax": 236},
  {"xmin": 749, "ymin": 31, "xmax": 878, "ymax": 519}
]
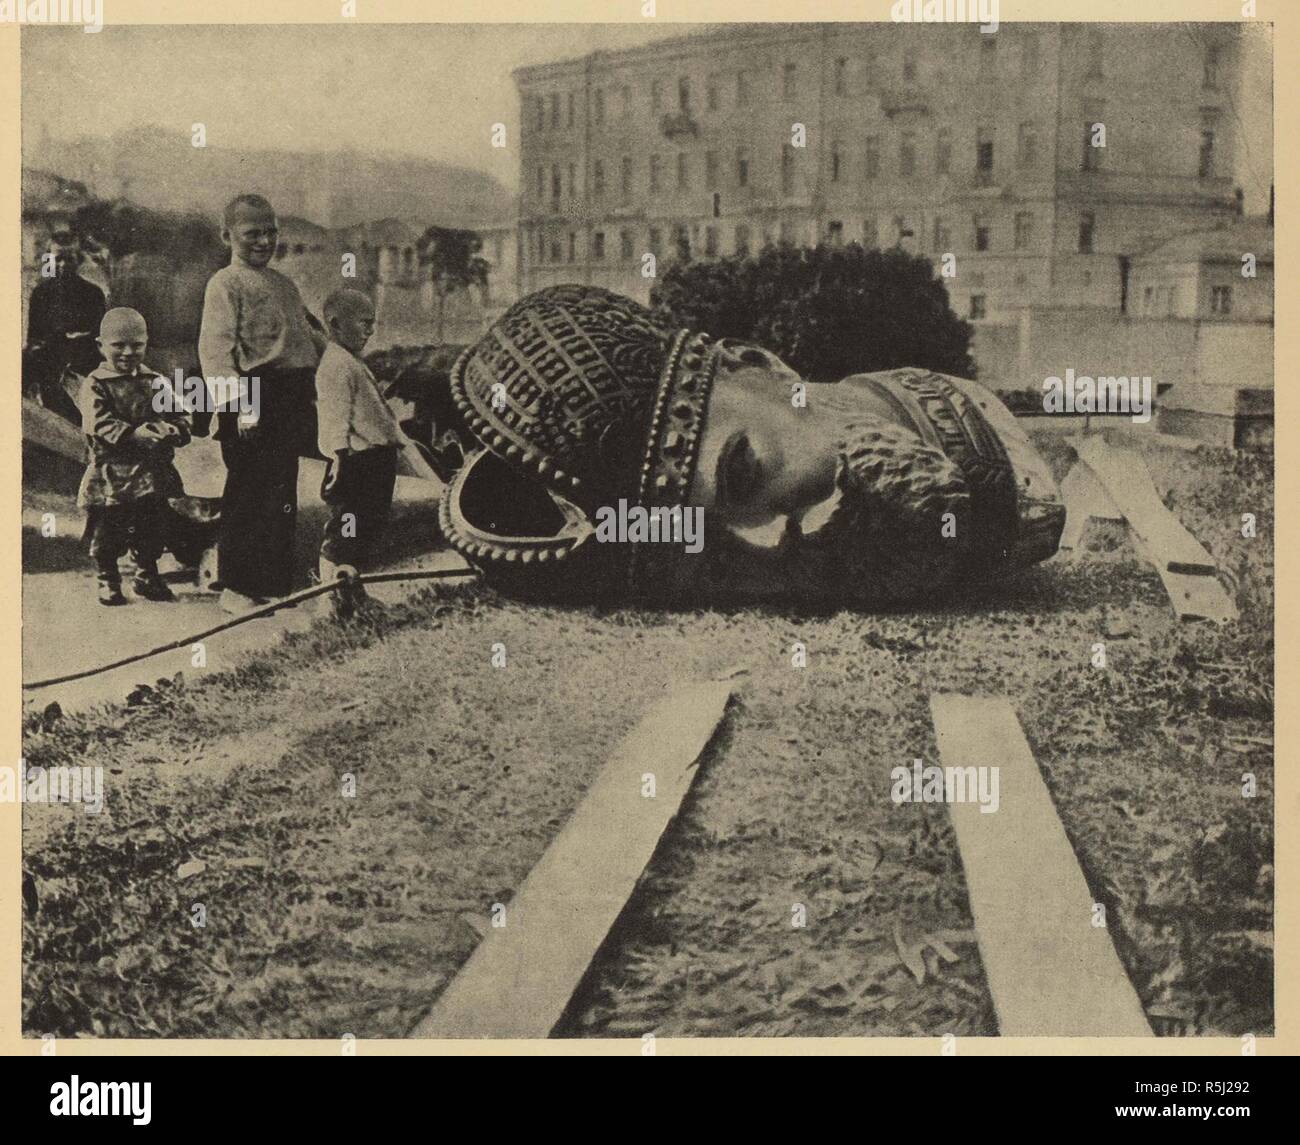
[
  {"xmin": 513, "ymin": 22, "xmax": 1247, "ymax": 326},
  {"xmin": 1130, "ymin": 218, "xmax": 1273, "ymax": 323}
]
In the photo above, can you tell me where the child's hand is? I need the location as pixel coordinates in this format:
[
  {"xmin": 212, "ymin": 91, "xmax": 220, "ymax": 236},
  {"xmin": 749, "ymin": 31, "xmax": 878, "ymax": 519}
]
[
  {"xmin": 322, "ymin": 451, "xmax": 348, "ymax": 495},
  {"xmin": 131, "ymin": 423, "xmax": 170, "ymax": 445}
]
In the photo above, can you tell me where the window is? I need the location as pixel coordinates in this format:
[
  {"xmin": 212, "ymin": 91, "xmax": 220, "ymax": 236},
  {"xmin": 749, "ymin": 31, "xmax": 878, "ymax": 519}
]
[
  {"xmin": 650, "ymin": 154, "xmax": 661, "ymax": 193},
  {"xmin": 648, "ymin": 227, "xmax": 662, "ymax": 256},
  {"xmin": 831, "ymin": 141, "xmax": 842, "ymax": 182},
  {"xmin": 1078, "ymin": 209, "xmax": 1095, "ymax": 254},
  {"xmin": 736, "ymin": 147, "xmax": 749, "ymax": 187},
  {"xmin": 1143, "ymin": 286, "xmax": 1154, "ymax": 315},
  {"xmin": 1211, "ymin": 285, "xmax": 1233, "ymax": 314},
  {"xmin": 834, "ymin": 57, "xmax": 848, "ymax": 95},
  {"xmin": 783, "ymin": 62, "xmax": 797, "ymax": 98},
  {"xmin": 903, "ymin": 46, "xmax": 917, "ymax": 82},
  {"xmin": 593, "ymin": 160, "xmax": 605, "ymax": 198},
  {"xmin": 567, "ymin": 92, "xmax": 575, "ymax": 128},
  {"xmin": 1017, "ymin": 122, "xmax": 1037, "ymax": 167},
  {"xmin": 536, "ymin": 166, "xmax": 545, "ymax": 202},
  {"xmin": 863, "ymin": 218, "xmax": 878, "ymax": 248},
  {"xmin": 568, "ymin": 232, "xmax": 576, "ymax": 262},
  {"xmin": 935, "ymin": 128, "xmax": 952, "ymax": 175},
  {"xmin": 1204, "ymin": 45, "xmax": 1221, "ymax": 90},
  {"xmin": 735, "ymin": 223, "xmax": 751, "ymax": 256},
  {"xmin": 779, "ymin": 220, "xmax": 794, "ymax": 245},
  {"xmin": 593, "ymin": 231, "xmax": 605, "ymax": 260},
  {"xmin": 620, "ymin": 85, "xmax": 631, "ymax": 117},
  {"xmin": 550, "ymin": 93, "xmax": 560, "ymax": 128},
  {"xmin": 1014, "ymin": 211, "xmax": 1033, "ymax": 250},
  {"xmin": 976, "ymin": 129, "xmax": 994, "ymax": 185},
  {"xmin": 675, "ymin": 223, "xmax": 690, "ymax": 259},
  {"xmin": 1086, "ymin": 28, "xmax": 1104, "ymax": 78},
  {"xmin": 1082, "ymin": 123, "xmax": 1101, "ymax": 172},
  {"xmin": 706, "ymin": 150, "xmax": 719, "ymax": 189},
  {"xmin": 712, "ymin": 191, "xmax": 721, "ymax": 218},
  {"xmin": 707, "ymin": 77, "xmax": 719, "ymax": 111},
  {"xmin": 827, "ymin": 220, "xmax": 844, "ymax": 246},
  {"xmin": 1199, "ymin": 129, "xmax": 1216, "ymax": 177},
  {"xmin": 551, "ymin": 165, "xmax": 561, "ymax": 206},
  {"xmin": 781, "ymin": 145, "xmax": 795, "ymax": 195},
  {"xmin": 894, "ymin": 215, "xmax": 913, "ymax": 245},
  {"xmin": 979, "ymin": 37, "xmax": 996, "ymax": 79},
  {"xmin": 595, "ymin": 89, "xmax": 606, "ymax": 125},
  {"xmin": 679, "ymin": 76, "xmax": 691, "ymax": 112},
  {"xmin": 535, "ymin": 97, "xmax": 545, "ymax": 132},
  {"xmin": 737, "ymin": 70, "xmax": 750, "ymax": 105},
  {"xmin": 677, "ymin": 152, "xmax": 689, "ymax": 190},
  {"xmin": 568, "ymin": 163, "xmax": 577, "ymax": 197},
  {"xmin": 651, "ymin": 79, "xmax": 663, "ymax": 112},
  {"xmin": 933, "ymin": 217, "xmax": 950, "ymax": 251},
  {"xmin": 620, "ymin": 229, "xmax": 634, "ymax": 260},
  {"xmin": 621, "ymin": 156, "xmax": 633, "ymax": 199},
  {"xmin": 1021, "ymin": 32, "xmax": 1040, "ymax": 78},
  {"xmin": 900, "ymin": 131, "xmax": 916, "ymax": 177},
  {"xmin": 550, "ymin": 238, "xmax": 562, "ymax": 262},
  {"xmin": 865, "ymin": 135, "xmax": 880, "ymax": 178},
  {"xmin": 973, "ymin": 213, "xmax": 990, "ymax": 252},
  {"xmin": 969, "ymin": 294, "xmax": 986, "ymax": 320},
  {"xmin": 705, "ymin": 226, "xmax": 719, "ymax": 256}
]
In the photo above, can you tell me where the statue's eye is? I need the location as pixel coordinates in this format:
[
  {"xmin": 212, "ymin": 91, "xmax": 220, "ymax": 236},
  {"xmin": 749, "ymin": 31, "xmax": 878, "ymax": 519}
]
[{"xmin": 719, "ymin": 432, "xmax": 760, "ymax": 506}]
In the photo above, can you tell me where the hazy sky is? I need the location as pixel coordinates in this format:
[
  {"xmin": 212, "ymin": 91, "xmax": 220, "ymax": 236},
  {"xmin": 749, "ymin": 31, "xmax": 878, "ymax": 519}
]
[
  {"xmin": 23, "ymin": 22, "xmax": 1272, "ymax": 208},
  {"xmin": 21, "ymin": 23, "xmax": 705, "ymax": 191}
]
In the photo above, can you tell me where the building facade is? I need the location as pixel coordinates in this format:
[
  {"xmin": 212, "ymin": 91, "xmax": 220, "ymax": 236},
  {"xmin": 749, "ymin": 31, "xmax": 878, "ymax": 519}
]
[{"xmin": 513, "ymin": 23, "xmax": 1245, "ymax": 327}]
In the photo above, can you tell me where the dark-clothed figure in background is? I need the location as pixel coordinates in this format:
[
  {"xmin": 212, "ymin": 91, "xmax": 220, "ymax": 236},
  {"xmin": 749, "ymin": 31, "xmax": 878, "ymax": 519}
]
[
  {"xmin": 198, "ymin": 193, "xmax": 323, "ymax": 613},
  {"xmin": 24, "ymin": 231, "xmax": 107, "ymax": 423},
  {"xmin": 78, "ymin": 308, "xmax": 191, "ymax": 606}
]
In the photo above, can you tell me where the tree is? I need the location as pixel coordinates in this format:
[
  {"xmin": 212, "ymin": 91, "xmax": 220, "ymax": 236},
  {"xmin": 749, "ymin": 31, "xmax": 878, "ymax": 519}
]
[
  {"xmin": 416, "ymin": 226, "xmax": 491, "ymax": 342},
  {"xmin": 650, "ymin": 241, "xmax": 976, "ymax": 382}
]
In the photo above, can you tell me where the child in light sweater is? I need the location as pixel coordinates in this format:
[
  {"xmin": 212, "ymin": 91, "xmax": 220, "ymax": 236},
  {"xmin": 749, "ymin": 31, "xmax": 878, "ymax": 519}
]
[{"xmin": 314, "ymin": 289, "xmax": 405, "ymax": 586}]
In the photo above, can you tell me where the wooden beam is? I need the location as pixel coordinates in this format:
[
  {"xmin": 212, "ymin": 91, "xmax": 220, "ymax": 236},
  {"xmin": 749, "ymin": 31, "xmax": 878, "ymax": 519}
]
[
  {"xmin": 929, "ymin": 693, "xmax": 1152, "ymax": 1037},
  {"xmin": 1071, "ymin": 438, "xmax": 1236, "ymax": 622},
  {"xmin": 413, "ymin": 680, "xmax": 733, "ymax": 1039},
  {"xmin": 1059, "ymin": 456, "xmax": 1124, "ymax": 553}
]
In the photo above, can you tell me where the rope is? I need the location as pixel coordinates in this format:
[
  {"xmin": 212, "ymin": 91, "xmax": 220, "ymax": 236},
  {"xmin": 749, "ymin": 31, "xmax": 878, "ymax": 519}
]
[{"xmin": 23, "ymin": 567, "xmax": 480, "ymax": 692}]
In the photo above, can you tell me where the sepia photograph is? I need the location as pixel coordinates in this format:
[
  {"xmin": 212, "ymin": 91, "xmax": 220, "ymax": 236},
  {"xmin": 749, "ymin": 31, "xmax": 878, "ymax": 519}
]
[{"xmin": 13, "ymin": 10, "xmax": 1277, "ymax": 1058}]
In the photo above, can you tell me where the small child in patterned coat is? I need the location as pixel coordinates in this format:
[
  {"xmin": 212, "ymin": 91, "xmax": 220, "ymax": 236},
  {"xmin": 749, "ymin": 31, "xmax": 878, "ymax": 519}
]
[{"xmin": 78, "ymin": 308, "xmax": 191, "ymax": 605}]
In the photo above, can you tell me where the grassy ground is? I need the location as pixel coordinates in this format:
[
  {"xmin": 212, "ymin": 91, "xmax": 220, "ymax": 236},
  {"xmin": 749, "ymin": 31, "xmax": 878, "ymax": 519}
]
[{"xmin": 22, "ymin": 434, "xmax": 1273, "ymax": 1038}]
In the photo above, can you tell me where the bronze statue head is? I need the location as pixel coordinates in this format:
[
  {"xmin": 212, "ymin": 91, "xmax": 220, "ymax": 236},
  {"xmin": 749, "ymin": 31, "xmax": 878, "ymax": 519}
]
[{"xmin": 440, "ymin": 284, "xmax": 1064, "ymax": 606}]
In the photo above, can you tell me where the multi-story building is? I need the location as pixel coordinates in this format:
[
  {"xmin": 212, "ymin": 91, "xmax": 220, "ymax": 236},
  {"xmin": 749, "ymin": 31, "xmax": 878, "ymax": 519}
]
[{"xmin": 514, "ymin": 22, "xmax": 1245, "ymax": 328}]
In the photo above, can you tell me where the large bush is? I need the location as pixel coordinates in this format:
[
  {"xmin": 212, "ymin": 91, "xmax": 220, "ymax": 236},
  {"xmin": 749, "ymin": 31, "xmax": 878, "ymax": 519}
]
[{"xmin": 650, "ymin": 242, "xmax": 975, "ymax": 382}]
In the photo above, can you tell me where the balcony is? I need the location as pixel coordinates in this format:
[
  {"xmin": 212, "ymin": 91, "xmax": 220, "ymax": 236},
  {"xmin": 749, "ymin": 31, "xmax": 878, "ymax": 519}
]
[
  {"xmin": 660, "ymin": 112, "xmax": 699, "ymax": 140},
  {"xmin": 878, "ymin": 88, "xmax": 930, "ymax": 118}
]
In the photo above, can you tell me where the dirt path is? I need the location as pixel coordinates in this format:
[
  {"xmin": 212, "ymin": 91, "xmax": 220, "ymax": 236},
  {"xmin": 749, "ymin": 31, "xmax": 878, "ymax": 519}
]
[{"xmin": 22, "ymin": 440, "xmax": 461, "ymax": 715}]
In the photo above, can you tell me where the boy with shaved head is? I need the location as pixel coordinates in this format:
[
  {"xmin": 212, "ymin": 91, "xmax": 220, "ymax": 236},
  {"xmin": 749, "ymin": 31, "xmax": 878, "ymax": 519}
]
[
  {"xmin": 315, "ymin": 288, "xmax": 405, "ymax": 596},
  {"xmin": 199, "ymin": 193, "xmax": 324, "ymax": 613},
  {"xmin": 78, "ymin": 308, "xmax": 191, "ymax": 605}
]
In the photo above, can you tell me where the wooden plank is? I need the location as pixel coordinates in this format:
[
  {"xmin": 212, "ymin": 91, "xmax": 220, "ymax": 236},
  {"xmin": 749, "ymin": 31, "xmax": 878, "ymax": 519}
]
[
  {"xmin": 1059, "ymin": 457, "xmax": 1123, "ymax": 553},
  {"xmin": 1074, "ymin": 437, "xmax": 1236, "ymax": 622},
  {"xmin": 929, "ymin": 694, "xmax": 1151, "ymax": 1037},
  {"xmin": 413, "ymin": 681, "xmax": 733, "ymax": 1038},
  {"xmin": 1075, "ymin": 437, "xmax": 1216, "ymax": 574}
]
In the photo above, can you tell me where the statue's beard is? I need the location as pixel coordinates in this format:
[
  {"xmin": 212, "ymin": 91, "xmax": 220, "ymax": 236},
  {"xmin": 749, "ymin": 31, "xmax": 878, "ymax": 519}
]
[{"xmin": 686, "ymin": 417, "xmax": 973, "ymax": 606}]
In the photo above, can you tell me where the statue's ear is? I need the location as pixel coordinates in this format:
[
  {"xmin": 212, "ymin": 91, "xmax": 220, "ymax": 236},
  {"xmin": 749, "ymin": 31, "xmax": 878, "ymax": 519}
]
[{"xmin": 714, "ymin": 339, "xmax": 801, "ymax": 382}]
